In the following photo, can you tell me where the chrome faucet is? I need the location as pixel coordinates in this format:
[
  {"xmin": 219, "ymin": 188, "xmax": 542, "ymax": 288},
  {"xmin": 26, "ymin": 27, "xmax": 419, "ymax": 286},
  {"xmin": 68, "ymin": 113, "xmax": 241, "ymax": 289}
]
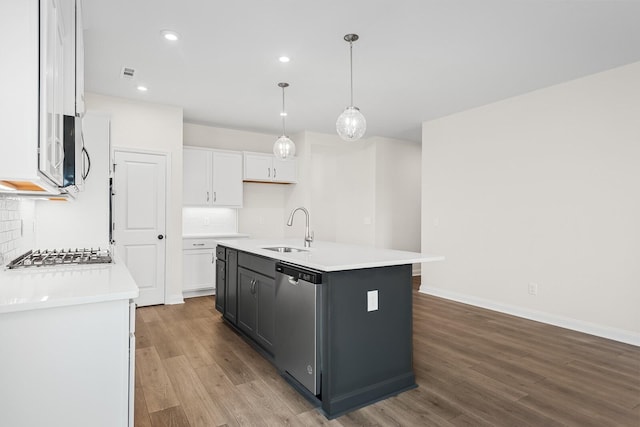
[{"xmin": 287, "ymin": 207, "xmax": 314, "ymax": 247}]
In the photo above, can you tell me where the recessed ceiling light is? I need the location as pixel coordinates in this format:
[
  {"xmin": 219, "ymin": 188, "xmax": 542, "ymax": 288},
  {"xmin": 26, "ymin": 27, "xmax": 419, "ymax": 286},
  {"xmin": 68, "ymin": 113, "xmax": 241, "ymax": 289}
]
[
  {"xmin": 161, "ymin": 30, "xmax": 180, "ymax": 41},
  {"xmin": 278, "ymin": 56, "xmax": 290, "ymax": 63},
  {"xmin": 137, "ymin": 85, "xmax": 148, "ymax": 92},
  {"xmin": 280, "ymin": 112, "xmax": 288, "ymax": 117}
]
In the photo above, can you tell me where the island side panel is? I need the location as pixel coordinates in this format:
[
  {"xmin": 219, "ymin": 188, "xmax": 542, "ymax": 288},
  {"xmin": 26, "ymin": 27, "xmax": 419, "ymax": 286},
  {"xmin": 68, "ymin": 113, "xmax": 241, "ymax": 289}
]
[{"xmin": 321, "ymin": 264, "xmax": 415, "ymax": 417}]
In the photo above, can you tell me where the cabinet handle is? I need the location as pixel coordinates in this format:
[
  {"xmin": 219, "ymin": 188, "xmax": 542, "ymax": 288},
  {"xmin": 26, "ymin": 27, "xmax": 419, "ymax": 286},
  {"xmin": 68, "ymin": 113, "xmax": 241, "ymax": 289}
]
[
  {"xmin": 212, "ymin": 254, "xmax": 215, "ymax": 263},
  {"xmin": 192, "ymin": 243, "xmax": 205, "ymax": 246},
  {"xmin": 274, "ymin": 168, "xmax": 277, "ymax": 179},
  {"xmin": 54, "ymin": 136, "xmax": 64, "ymax": 169},
  {"xmin": 268, "ymin": 167, "xmax": 271, "ymax": 178},
  {"xmin": 206, "ymin": 191, "xmax": 210, "ymax": 202},
  {"xmin": 250, "ymin": 279, "xmax": 256, "ymax": 294},
  {"xmin": 214, "ymin": 191, "xmax": 217, "ymax": 202}
]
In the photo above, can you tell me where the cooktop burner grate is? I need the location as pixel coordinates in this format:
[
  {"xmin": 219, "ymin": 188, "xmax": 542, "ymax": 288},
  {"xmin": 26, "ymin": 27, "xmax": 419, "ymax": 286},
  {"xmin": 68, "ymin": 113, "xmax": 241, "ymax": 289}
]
[{"xmin": 6, "ymin": 248, "xmax": 113, "ymax": 269}]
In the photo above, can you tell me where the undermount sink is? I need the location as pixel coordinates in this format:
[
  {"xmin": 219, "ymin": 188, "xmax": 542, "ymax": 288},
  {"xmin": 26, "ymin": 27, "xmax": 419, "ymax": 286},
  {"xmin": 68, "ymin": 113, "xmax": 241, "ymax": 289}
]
[{"xmin": 263, "ymin": 246, "xmax": 308, "ymax": 253}]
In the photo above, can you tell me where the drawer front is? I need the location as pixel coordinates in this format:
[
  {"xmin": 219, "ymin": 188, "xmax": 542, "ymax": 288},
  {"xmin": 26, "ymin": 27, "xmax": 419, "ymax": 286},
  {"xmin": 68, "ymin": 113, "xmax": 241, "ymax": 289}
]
[
  {"xmin": 183, "ymin": 238, "xmax": 218, "ymax": 249},
  {"xmin": 238, "ymin": 251, "xmax": 276, "ymax": 278}
]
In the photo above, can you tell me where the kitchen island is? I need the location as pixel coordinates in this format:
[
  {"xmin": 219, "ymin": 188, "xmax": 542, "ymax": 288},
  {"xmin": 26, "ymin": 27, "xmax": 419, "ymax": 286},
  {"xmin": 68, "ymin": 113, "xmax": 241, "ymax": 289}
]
[
  {"xmin": 0, "ymin": 259, "xmax": 138, "ymax": 427},
  {"xmin": 215, "ymin": 238, "xmax": 443, "ymax": 418}
]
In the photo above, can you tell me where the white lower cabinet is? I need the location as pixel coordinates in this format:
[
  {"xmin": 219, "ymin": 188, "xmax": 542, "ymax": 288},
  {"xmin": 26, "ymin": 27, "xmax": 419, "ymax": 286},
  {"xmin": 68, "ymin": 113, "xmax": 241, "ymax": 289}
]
[
  {"xmin": 182, "ymin": 236, "xmax": 249, "ymax": 298},
  {"xmin": 183, "ymin": 247, "xmax": 216, "ymax": 295},
  {"xmin": 0, "ymin": 299, "xmax": 134, "ymax": 427}
]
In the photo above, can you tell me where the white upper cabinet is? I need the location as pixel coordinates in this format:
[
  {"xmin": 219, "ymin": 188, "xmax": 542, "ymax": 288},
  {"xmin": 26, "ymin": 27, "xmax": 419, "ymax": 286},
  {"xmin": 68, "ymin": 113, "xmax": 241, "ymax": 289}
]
[
  {"xmin": 212, "ymin": 151, "xmax": 243, "ymax": 206},
  {"xmin": 74, "ymin": 0, "xmax": 85, "ymax": 116},
  {"xmin": 183, "ymin": 148, "xmax": 211, "ymax": 205},
  {"xmin": 0, "ymin": 0, "xmax": 83, "ymax": 194},
  {"xmin": 40, "ymin": 0, "xmax": 66, "ymax": 186},
  {"xmin": 243, "ymin": 152, "xmax": 298, "ymax": 183},
  {"xmin": 183, "ymin": 147, "xmax": 243, "ymax": 207}
]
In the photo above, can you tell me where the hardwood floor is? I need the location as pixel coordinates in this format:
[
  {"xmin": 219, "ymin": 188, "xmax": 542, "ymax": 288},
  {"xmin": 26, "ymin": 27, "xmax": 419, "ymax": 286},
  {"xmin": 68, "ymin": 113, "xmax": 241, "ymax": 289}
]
[{"xmin": 134, "ymin": 286, "xmax": 640, "ymax": 426}]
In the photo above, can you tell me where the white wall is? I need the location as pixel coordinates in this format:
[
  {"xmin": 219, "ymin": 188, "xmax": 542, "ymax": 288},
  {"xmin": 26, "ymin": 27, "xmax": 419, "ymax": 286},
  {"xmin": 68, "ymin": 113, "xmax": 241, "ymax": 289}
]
[
  {"xmin": 373, "ymin": 136, "xmax": 421, "ymax": 252},
  {"xmin": 86, "ymin": 93, "xmax": 184, "ymax": 305},
  {"xmin": 295, "ymin": 132, "xmax": 377, "ymax": 246},
  {"xmin": 421, "ymin": 62, "xmax": 640, "ymax": 345}
]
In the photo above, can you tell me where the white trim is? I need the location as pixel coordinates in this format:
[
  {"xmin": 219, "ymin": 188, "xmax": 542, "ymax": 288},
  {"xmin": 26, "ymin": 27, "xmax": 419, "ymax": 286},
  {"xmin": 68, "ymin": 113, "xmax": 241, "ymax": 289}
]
[
  {"xmin": 419, "ymin": 285, "xmax": 640, "ymax": 347},
  {"xmin": 164, "ymin": 294, "xmax": 185, "ymax": 305},
  {"xmin": 183, "ymin": 288, "xmax": 215, "ymax": 299},
  {"xmin": 412, "ymin": 263, "xmax": 421, "ymax": 276}
]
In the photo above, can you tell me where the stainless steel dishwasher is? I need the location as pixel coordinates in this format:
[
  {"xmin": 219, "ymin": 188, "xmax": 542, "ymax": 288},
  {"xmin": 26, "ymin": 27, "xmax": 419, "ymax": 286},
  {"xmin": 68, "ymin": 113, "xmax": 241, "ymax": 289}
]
[{"xmin": 275, "ymin": 262, "xmax": 323, "ymax": 395}]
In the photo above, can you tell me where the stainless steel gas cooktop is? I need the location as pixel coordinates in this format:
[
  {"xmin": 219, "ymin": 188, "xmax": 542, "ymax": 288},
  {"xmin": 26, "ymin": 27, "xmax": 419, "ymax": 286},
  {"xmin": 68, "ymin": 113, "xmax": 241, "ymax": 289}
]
[{"xmin": 7, "ymin": 248, "xmax": 112, "ymax": 269}]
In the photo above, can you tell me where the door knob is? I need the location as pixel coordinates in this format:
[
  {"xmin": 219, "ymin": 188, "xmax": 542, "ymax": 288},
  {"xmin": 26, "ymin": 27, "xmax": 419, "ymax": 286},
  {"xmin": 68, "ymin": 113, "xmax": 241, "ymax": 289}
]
[{"xmin": 158, "ymin": 234, "xmax": 164, "ymax": 240}]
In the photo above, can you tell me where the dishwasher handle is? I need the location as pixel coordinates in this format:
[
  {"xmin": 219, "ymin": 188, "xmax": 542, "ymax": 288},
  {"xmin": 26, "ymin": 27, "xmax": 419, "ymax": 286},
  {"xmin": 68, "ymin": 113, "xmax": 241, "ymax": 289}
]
[{"xmin": 287, "ymin": 276, "xmax": 299, "ymax": 286}]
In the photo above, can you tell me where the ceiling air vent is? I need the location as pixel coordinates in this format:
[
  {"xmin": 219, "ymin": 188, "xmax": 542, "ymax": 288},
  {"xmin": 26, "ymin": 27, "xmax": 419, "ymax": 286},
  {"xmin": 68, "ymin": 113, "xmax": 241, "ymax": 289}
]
[{"xmin": 121, "ymin": 67, "xmax": 136, "ymax": 79}]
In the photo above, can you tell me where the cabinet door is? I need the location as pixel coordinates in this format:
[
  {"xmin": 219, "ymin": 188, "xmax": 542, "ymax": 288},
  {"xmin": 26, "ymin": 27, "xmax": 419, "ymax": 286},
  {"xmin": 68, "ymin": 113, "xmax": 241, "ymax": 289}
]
[
  {"xmin": 183, "ymin": 148, "xmax": 211, "ymax": 206},
  {"xmin": 75, "ymin": 0, "xmax": 85, "ymax": 116},
  {"xmin": 273, "ymin": 158, "xmax": 297, "ymax": 183},
  {"xmin": 255, "ymin": 272, "xmax": 276, "ymax": 354},
  {"xmin": 212, "ymin": 151, "xmax": 243, "ymax": 207},
  {"xmin": 237, "ymin": 267, "xmax": 257, "ymax": 336},
  {"xmin": 39, "ymin": 0, "xmax": 66, "ymax": 186},
  {"xmin": 243, "ymin": 153, "xmax": 272, "ymax": 181},
  {"xmin": 224, "ymin": 249, "xmax": 238, "ymax": 323},
  {"xmin": 215, "ymin": 259, "xmax": 226, "ymax": 313},
  {"xmin": 182, "ymin": 248, "xmax": 215, "ymax": 293}
]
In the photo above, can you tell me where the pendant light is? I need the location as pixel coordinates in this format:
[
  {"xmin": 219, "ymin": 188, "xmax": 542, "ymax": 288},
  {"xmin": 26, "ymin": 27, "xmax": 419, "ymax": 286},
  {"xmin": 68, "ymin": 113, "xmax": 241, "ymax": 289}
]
[
  {"xmin": 336, "ymin": 33, "xmax": 366, "ymax": 141},
  {"xmin": 273, "ymin": 82, "xmax": 296, "ymax": 160}
]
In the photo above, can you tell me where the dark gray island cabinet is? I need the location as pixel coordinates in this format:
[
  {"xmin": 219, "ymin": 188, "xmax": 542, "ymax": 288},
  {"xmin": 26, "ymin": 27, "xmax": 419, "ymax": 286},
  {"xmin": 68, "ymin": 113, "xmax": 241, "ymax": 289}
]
[{"xmin": 215, "ymin": 239, "xmax": 443, "ymax": 418}]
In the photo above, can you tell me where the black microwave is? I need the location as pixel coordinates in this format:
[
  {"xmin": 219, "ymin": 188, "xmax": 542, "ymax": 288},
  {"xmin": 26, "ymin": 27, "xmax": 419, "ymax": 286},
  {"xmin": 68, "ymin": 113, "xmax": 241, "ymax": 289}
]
[{"xmin": 62, "ymin": 114, "xmax": 90, "ymax": 189}]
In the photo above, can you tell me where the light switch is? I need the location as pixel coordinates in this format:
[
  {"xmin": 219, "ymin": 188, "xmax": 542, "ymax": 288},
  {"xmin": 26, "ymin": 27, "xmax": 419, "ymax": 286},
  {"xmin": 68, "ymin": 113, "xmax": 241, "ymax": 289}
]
[{"xmin": 367, "ymin": 290, "xmax": 378, "ymax": 312}]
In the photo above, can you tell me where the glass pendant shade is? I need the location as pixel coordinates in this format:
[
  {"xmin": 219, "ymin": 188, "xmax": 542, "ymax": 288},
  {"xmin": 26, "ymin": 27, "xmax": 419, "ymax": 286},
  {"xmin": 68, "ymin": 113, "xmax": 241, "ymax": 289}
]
[
  {"xmin": 336, "ymin": 106, "xmax": 366, "ymax": 141},
  {"xmin": 273, "ymin": 135, "xmax": 295, "ymax": 160},
  {"xmin": 337, "ymin": 34, "xmax": 366, "ymax": 141},
  {"xmin": 273, "ymin": 82, "xmax": 295, "ymax": 160}
]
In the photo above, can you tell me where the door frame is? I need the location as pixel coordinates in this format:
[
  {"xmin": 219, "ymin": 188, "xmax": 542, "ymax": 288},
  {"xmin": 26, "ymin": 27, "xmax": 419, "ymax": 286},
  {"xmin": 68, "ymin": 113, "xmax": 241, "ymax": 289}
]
[{"xmin": 112, "ymin": 146, "xmax": 172, "ymax": 305}]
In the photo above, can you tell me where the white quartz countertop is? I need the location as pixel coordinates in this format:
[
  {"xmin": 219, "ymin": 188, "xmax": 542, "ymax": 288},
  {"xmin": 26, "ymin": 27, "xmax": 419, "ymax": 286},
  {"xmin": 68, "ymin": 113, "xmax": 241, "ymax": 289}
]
[
  {"xmin": 183, "ymin": 232, "xmax": 250, "ymax": 239},
  {"xmin": 0, "ymin": 257, "xmax": 139, "ymax": 314},
  {"xmin": 216, "ymin": 238, "xmax": 444, "ymax": 272}
]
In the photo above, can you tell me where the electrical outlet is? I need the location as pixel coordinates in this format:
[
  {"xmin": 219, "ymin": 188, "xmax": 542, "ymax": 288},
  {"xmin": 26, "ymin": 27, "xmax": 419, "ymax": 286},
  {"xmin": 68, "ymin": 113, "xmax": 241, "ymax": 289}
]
[
  {"xmin": 528, "ymin": 282, "xmax": 538, "ymax": 296},
  {"xmin": 367, "ymin": 290, "xmax": 379, "ymax": 312}
]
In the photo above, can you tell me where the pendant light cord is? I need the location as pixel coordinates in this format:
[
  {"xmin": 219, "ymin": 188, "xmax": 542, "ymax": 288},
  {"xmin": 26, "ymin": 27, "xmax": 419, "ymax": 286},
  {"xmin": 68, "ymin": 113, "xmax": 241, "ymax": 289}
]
[
  {"xmin": 349, "ymin": 40, "xmax": 354, "ymax": 107},
  {"xmin": 281, "ymin": 86, "xmax": 286, "ymax": 136}
]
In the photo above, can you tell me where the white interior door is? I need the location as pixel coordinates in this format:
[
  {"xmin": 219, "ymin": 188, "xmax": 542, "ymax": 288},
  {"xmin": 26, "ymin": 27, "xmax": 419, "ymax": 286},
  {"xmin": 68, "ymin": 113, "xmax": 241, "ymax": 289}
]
[{"xmin": 113, "ymin": 150, "xmax": 167, "ymax": 307}]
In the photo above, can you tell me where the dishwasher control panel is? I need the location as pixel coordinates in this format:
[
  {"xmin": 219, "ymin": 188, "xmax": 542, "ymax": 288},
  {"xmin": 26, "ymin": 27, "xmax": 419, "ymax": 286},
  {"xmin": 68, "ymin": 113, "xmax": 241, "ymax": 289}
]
[{"xmin": 275, "ymin": 263, "xmax": 322, "ymax": 284}]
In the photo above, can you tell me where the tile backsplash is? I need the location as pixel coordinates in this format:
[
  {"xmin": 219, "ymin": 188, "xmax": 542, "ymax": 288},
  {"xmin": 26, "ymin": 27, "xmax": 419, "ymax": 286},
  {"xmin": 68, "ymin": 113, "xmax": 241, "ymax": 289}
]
[
  {"xmin": 182, "ymin": 207, "xmax": 238, "ymax": 236},
  {"xmin": 0, "ymin": 196, "xmax": 27, "ymax": 265}
]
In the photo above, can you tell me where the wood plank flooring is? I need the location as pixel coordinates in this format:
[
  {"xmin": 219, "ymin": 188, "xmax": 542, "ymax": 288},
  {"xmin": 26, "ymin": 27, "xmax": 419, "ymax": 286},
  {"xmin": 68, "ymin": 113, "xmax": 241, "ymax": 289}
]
[{"xmin": 134, "ymin": 281, "xmax": 640, "ymax": 426}]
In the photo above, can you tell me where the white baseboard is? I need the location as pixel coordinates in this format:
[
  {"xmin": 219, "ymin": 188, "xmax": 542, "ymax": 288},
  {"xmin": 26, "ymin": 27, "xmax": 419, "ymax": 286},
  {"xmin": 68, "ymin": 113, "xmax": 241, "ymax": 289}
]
[
  {"xmin": 412, "ymin": 263, "xmax": 421, "ymax": 276},
  {"xmin": 165, "ymin": 294, "xmax": 185, "ymax": 305},
  {"xmin": 183, "ymin": 288, "xmax": 215, "ymax": 299},
  {"xmin": 419, "ymin": 285, "xmax": 640, "ymax": 347}
]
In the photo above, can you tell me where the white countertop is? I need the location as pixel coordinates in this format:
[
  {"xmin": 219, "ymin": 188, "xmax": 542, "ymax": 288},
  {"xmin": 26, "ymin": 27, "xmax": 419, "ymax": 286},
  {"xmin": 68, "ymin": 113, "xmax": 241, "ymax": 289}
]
[
  {"xmin": 183, "ymin": 232, "xmax": 250, "ymax": 239},
  {"xmin": 216, "ymin": 238, "xmax": 444, "ymax": 272},
  {"xmin": 0, "ymin": 257, "xmax": 139, "ymax": 314}
]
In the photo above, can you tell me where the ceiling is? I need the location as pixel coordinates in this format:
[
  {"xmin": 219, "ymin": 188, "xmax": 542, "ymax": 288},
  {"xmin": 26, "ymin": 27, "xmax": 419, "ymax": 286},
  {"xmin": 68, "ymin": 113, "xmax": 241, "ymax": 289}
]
[{"xmin": 82, "ymin": 0, "xmax": 640, "ymax": 143}]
